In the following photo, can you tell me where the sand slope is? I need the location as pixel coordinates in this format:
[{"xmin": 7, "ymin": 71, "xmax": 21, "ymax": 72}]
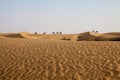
[
  {"xmin": 0, "ymin": 32, "xmax": 76, "ymax": 40},
  {"xmin": 0, "ymin": 32, "xmax": 120, "ymax": 41},
  {"xmin": 0, "ymin": 38, "xmax": 120, "ymax": 80},
  {"xmin": 77, "ymin": 32, "xmax": 120, "ymax": 41},
  {"xmin": 103, "ymin": 32, "xmax": 120, "ymax": 36},
  {"xmin": 0, "ymin": 32, "xmax": 41, "ymax": 39}
]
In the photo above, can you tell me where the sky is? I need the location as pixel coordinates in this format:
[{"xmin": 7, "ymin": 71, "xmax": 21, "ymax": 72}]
[{"xmin": 0, "ymin": 0, "xmax": 120, "ymax": 33}]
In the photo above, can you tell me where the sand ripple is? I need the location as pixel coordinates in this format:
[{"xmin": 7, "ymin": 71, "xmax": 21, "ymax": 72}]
[{"xmin": 0, "ymin": 38, "xmax": 120, "ymax": 80}]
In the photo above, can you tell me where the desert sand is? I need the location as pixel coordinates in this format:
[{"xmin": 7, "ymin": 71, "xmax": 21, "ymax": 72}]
[{"xmin": 0, "ymin": 32, "xmax": 120, "ymax": 80}]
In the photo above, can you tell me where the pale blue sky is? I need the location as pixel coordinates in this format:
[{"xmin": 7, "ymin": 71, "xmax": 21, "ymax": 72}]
[{"xmin": 0, "ymin": 0, "xmax": 120, "ymax": 33}]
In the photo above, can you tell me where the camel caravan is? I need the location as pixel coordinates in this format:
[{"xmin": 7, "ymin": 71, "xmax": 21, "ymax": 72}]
[{"xmin": 34, "ymin": 32, "xmax": 62, "ymax": 35}]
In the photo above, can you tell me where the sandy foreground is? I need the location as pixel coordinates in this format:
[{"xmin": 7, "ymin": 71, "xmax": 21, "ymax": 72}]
[{"xmin": 0, "ymin": 37, "xmax": 120, "ymax": 80}]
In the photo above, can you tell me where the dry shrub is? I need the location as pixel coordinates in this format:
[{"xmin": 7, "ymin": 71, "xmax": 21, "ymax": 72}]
[{"xmin": 61, "ymin": 37, "xmax": 71, "ymax": 41}]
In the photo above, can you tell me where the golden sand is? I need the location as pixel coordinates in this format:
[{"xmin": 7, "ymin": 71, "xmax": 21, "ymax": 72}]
[{"xmin": 0, "ymin": 32, "xmax": 120, "ymax": 80}]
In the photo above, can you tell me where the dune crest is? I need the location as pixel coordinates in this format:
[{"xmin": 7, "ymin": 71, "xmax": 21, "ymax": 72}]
[
  {"xmin": 0, "ymin": 32, "xmax": 40, "ymax": 39},
  {"xmin": 77, "ymin": 32, "xmax": 120, "ymax": 41}
]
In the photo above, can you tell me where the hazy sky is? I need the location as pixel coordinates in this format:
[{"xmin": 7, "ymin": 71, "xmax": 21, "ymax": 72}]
[{"xmin": 0, "ymin": 0, "xmax": 120, "ymax": 33}]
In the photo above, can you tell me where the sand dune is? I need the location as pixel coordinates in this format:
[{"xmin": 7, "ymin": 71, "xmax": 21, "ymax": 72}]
[
  {"xmin": 90, "ymin": 32, "xmax": 102, "ymax": 36},
  {"xmin": 95, "ymin": 35, "xmax": 120, "ymax": 41},
  {"xmin": 0, "ymin": 38, "xmax": 120, "ymax": 80},
  {"xmin": 20, "ymin": 32, "xmax": 40, "ymax": 39},
  {"xmin": 0, "ymin": 32, "xmax": 76, "ymax": 40},
  {"xmin": 103, "ymin": 32, "xmax": 120, "ymax": 36},
  {"xmin": 0, "ymin": 32, "xmax": 40, "ymax": 39},
  {"xmin": 0, "ymin": 32, "xmax": 26, "ymax": 38},
  {"xmin": 95, "ymin": 32, "xmax": 120, "ymax": 41},
  {"xmin": 1, "ymin": 32, "xmax": 120, "ymax": 41},
  {"xmin": 77, "ymin": 32, "xmax": 120, "ymax": 41}
]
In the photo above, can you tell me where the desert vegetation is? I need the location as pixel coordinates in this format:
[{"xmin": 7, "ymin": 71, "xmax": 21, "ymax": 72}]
[{"xmin": 61, "ymin": 37, "xmax": 71, "ymax": 41}]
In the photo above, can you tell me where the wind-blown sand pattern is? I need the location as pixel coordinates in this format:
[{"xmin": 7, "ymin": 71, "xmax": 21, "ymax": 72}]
[{"xmin": 0, "ymin": 32, "xmax": 120, "ymax": 80}]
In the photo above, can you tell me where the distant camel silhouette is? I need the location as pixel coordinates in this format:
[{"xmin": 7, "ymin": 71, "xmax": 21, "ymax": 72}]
[
  {"xmin": 52, "ymin": 32, "xmax": 55, "ymax": 34},
  {"xmin": 96, "ymin": 31, "xmax": 98, "ymax": 33},
  {"xmin": 92, "ymin": 30, "xmax": 95, "ymax": 32},
  {"xmin": 43, "ymin": 32, "xmax": 46, "ymax": 35},
  {"xmin": 59, "ymin": 32, "xmax": 62, "ymax": 34},
  {"xmin": 35, "ymin": 32, "xmax": 37, "ymax": 35}
]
